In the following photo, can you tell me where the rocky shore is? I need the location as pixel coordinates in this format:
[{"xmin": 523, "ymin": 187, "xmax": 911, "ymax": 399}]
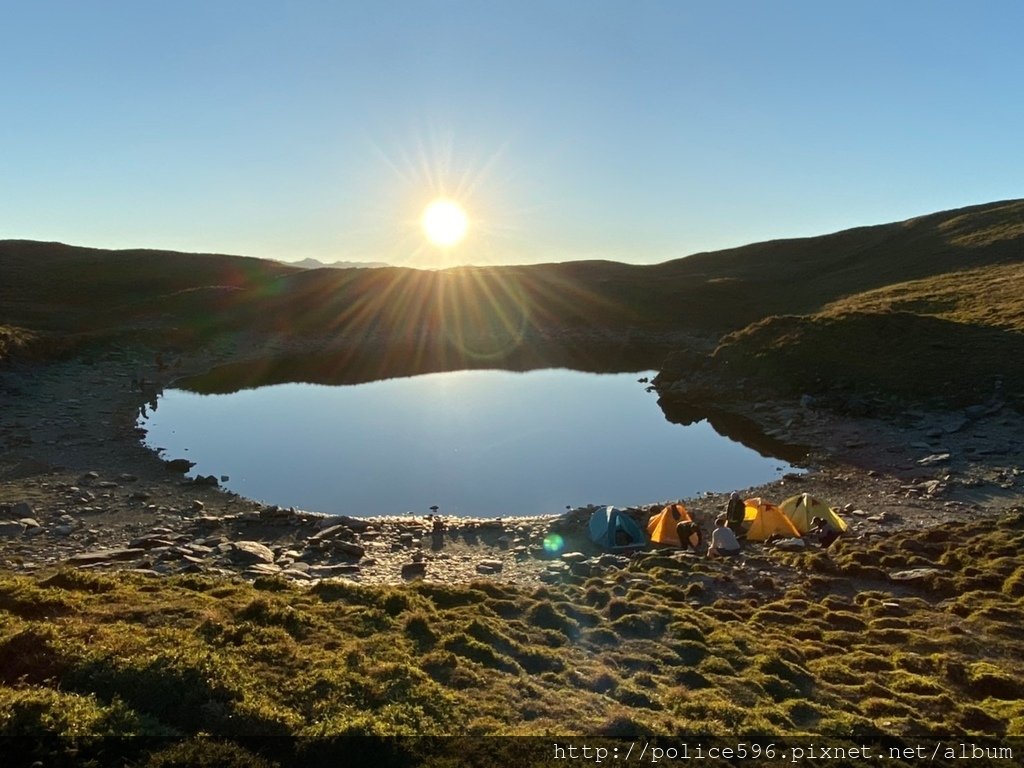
[{"xmin": 2, "ymin": 343, "xmax": 1023, "ymax": 592}]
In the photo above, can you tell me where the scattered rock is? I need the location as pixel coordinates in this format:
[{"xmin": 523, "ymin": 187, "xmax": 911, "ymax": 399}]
[
  {"xmin": 773, "ymin": 538, "xmax": 807, "ymax": 551},
  {"xmin": 889, "ymin": 567, "xmax": 944, "ymax": 584},
  {"xmin": 245, "ymin": 562, "xmax": 282, "ymax": 576},
  {"xmin": 476, "ymin": 559, "xmax": 504, "ymax": 574},
  {"xmin": 12, "ymin": 501, "xmax": 34, "ymax": 518},
  {"xmin": 0, "ymin": 520, "xmax": 24, "ymax": 537},
  {"xmin": 165, "ymin": 458, "xmax": 195, "ymax": 473},
  {"xmin": 316, "ymin": 563, "xmax": 362, "ymax": 577},
  {"xmin": 401, "ymin": 561, "xmax": 427, "ymax": 579},
  {"xmin": 228, "ymin": 541, "xmax": 276, "ymax": 565},
  {"xmin": 335, "ymin": 515, "xmax": 371, "ymax": 532},
  {"xmin": 68, "ymin": 547, "xmax": 147, "ymax": 565},
  {"xmin": 329, "ymin": 540, "xmax": 366, "ymax": 559},
  {"xmin": 309, "ymin": 524, "xmax": 350, "ymax": 541}
]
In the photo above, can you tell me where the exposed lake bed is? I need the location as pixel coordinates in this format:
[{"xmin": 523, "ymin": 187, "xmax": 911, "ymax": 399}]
[{"xmin": 1, "ymin": 342, "xmax": 1021, "ymax": 586}]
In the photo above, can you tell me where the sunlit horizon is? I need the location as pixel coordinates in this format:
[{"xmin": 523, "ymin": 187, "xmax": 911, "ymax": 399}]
[{"xmin": 2, "ymin": 3, "xmax": 1022, "ymax": 269}]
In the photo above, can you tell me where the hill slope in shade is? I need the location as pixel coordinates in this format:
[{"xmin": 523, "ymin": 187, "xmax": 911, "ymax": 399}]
[{"xmin": 1, "ymin": 199, "xmax": 1022, "ymax": 403}]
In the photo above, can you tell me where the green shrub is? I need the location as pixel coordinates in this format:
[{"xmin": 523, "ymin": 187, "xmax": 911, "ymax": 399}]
[
  {"xmin": 671, "ymin": 640, "xmax": 709, "ymax": 665},
  {"xmin": 0, "ymin": 577, "xmax": 78, "ymax": 618},
  {"xmin": 403, "ymin": 611, "xmax": 438, "ymax": 650},
  {"xmin": 968, "ymin": 662, "xmax": 1024, "ymax": 700},
  {"xmin": 612, "ymin": 682, "xmax": 660, "ymax": 709},
  {"xmin": 524, "ymin": 601, "xmax": 579, "ymax": 638},
  {"xmin": 0, "ymin": 686, "xmax": 171, "ymax": 766},
  {"xmin": 235, "ymin": 598, "xmax": 311, "ymax": 638},
  {"xmin": 609, "ymin": 611, "xmax": 669, "ymax": 638},
  {"xmin": 440, "ymin": 634, "xmax": 520, "ymax": 674},
  {"xmin": 145, "ymin": 735, "xmax": 279, "ymax": 768},
  {"xmin": 0, "ymin": 624, "xmax": 74, "ymax": 684},
  {"xmin": 252, "ymin": 575, "xmax": 292, "ymax": 593},
  {"xmin": 39, "ymin": 569, "xmax": 117, "ymax": 594},
  {"xmin": 66, "ymin": 643, "xmax": 241, "ymax": 733}
]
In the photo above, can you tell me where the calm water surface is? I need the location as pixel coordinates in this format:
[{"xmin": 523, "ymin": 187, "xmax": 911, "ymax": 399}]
[{"xmin": 141, "ymin": 369, "xmax": 793, "ymax": 517}]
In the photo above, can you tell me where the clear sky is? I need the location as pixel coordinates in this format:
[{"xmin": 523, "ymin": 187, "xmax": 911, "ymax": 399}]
[{"xmin": 1, "ymin": 1, "xmax": 1022, "ymax": 268}]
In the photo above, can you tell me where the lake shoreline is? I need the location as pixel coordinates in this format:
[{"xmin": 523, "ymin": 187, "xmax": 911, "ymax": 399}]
[{"xmin": 2, "ymin": 339, "xmax": 1023, "ymax": 585}]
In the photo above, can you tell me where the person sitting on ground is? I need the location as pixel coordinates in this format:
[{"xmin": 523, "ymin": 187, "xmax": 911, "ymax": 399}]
[
  {"xmin": 809, "ymin": 516, "xmax": 840, "ymax": 548},
  {"xmin": 726, "ymin": 492, "xmax": 746, "ymax": 535},
  {"xmin": 707, "ymin": 516, "xmax": 741, "ymax": 558}
]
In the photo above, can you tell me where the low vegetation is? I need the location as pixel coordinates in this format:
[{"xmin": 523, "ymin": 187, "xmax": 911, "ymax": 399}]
[
  {"xmin": 1, "ymin": 513, "xmax": 1022, "ymax": 766},
  {"xmin": 3, "ymin": 200, "xmax": 1022, "ymax": 381},
  {"xmin": 3, "ymin": 203, "xmax": 1023, "ymax": 765},
  {"xmin": 684, "ymin": 260, "xmax": 1024, "ymax": 412}
]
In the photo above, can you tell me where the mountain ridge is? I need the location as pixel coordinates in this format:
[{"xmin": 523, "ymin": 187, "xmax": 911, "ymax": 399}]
[{"xmin": 2, "ymin": 199, "xmax": 1022, "ymax": 400}]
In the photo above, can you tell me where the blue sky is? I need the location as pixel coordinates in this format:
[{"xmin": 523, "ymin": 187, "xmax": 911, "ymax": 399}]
[{"xmin": 1, "ymin": 1, "xmax": 1022, "ymax": 268}]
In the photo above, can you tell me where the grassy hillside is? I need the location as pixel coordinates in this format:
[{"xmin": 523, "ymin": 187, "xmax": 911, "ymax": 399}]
[
  {"xmin": 2, "ymin": 200, "xmax": 1022, "ymax": 371},
  {"xmin": 2, "ymin": 511, "xmax": 1022, "ymax": 765},
  {"xmin": 706, "ymin": 263, "xmax": 1024, "ymax": 408}
]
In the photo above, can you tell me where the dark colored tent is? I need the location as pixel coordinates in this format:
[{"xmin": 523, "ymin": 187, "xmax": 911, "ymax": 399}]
[{"xmin": 589, "ymin": 506, "xmax": 646, "ymax": 551}]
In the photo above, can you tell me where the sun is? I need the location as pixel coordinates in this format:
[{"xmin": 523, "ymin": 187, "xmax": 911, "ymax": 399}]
[{"xmin": 421, "ymin": 199, "xmax": 469, "ymax": 248}]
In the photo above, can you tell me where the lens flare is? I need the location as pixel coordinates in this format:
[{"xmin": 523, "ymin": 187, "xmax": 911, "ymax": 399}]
[{"xmin": 542, "ymin": 533, "xmax": 565, "ymax": 554}]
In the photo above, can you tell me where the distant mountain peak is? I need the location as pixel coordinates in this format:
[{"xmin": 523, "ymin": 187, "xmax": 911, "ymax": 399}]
[{"xmin": 286, "ymin": 257, "xmax": 390, "ymax": 270}]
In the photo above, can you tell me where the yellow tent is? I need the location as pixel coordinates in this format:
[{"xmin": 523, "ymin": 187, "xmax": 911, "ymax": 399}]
[
  {"xmin": 743, "ymin": 497, "xmax": 801, "ymax": 541},
  {"xmin": 779, "ymin": 493, "xmax": 849, "ymax": 534},
  {"xmin": 647, "ymin": 503, "xmax": 696, "ymax": 547}
]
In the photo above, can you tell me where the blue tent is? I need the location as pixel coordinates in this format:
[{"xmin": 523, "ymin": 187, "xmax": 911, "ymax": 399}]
[{"xmin": 588, "ymin": 506, "xmax": 646, "ymax": 551}]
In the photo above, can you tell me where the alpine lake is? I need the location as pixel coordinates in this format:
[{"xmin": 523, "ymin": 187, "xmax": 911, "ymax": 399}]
[{"xmin": 140, "ymin": 368, "xmax": 801, "ymax": 518}]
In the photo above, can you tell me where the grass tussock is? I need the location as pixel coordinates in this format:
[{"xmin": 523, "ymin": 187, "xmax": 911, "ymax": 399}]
[{"xmin": 0, "ymin": 512, "xmax": 1022, "ymax": 763}]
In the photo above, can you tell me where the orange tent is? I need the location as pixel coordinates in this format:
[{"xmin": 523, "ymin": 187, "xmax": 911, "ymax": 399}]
[
  {"xmin": 647, "ymin": 503, "xmax": 696, "ymax": 547},
  {"xmin": 743, "ymin": 497, "xmax": 801, "ymax": 541}
]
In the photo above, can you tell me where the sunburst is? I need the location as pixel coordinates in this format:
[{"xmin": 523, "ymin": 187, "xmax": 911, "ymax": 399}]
[{"xmin": 421, "ymin": 199, "xmax": 469, "ymax": 248}]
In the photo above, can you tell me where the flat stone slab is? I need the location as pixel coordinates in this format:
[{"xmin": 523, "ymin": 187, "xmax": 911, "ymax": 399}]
[
  {"xmin": 229, "ymin": 541, "xmax": 276, "ymax": 565},
  {"xmin": 889, "ymin": 567, "xmax": 944, "ymax": 582},
  {"xmin": 68, "ymin": 547, "xmax": 147, "ymax": 565},
  {"xmin": 773, "ymin": 538, "xmax": 808, "ymax": 551}
]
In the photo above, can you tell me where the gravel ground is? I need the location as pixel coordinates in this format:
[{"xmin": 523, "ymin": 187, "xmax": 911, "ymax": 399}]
[{"xmin": 2, "ymin": 346, "xmax": 1022, "ymax": 587}]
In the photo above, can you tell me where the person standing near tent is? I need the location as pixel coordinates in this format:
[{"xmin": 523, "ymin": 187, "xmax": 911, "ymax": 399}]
[
  {"xmin": 708, "ymin": 516, "xmax": 741, "ymax": 558},
  {"xmin": 726, "ymin": 492, "xmax": 746, "ymax": 535}
]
